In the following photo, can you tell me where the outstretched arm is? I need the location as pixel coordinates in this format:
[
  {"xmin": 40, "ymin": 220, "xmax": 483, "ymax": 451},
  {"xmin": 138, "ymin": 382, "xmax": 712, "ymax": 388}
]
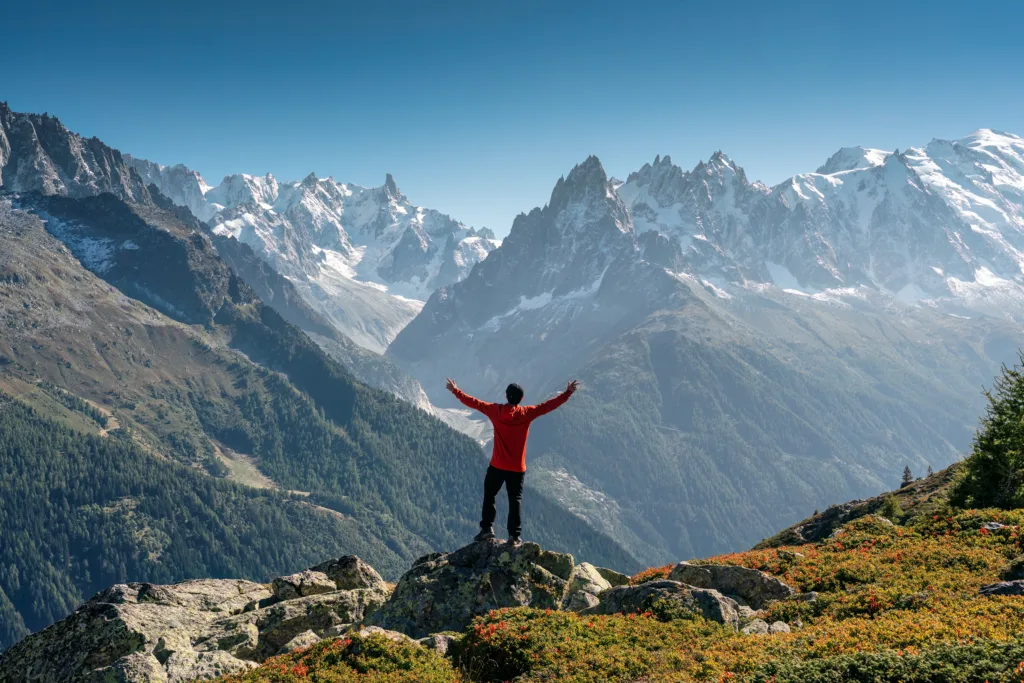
[
  {"xmin": 446, "ymin": 378, "xmax": 499, "ymax": 417},
  {"xmin": 525, "ymin": 380, "xmax": 580, "ymax": 419}
]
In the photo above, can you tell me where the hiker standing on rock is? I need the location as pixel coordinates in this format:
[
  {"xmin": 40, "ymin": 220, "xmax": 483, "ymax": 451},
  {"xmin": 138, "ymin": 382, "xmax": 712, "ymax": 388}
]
[{"xmin": 446, "ymin": 378, "xmax": 580, "ymax": 547}]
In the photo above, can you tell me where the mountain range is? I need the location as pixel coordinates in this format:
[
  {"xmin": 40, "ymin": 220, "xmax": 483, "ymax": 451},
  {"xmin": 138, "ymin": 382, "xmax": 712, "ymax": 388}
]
[
  {"xmin": 3, "ymin": 98, "xmax": 1024, "ymax": 651},
  {"xmin": 389, "ymin": 132, "xmax": 1024, "ymax": 563}
]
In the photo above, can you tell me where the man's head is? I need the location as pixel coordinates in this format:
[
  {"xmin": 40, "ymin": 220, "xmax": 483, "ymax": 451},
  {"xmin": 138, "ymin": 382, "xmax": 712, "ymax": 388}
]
[{"xmin": 505, "ymin": 383, "xmax": 524, "ymax": 406}]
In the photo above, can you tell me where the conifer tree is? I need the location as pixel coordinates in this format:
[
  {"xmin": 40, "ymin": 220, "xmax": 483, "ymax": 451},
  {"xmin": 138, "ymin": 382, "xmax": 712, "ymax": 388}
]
[
  {"xmin": 952, "ymin": 354, "xmax": 1024, "ymax": 509},
  {"xmin": 901, "ymin": 466, "xmax": 914, "ymax": 488}
]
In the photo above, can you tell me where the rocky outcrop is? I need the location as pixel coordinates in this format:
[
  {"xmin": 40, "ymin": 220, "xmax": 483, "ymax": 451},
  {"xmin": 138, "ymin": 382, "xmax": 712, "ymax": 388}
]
[
  {"xmin": 0, "ymin": 557, "xmax": 391, "ymax": 683},
  {"xmin": 581, "ymin": 580, "xmax": 740, "ymax": 630},
  {"xmin": 668, "ymin": 562, "xmax": 795, "ymax": 610},
  {"xmin": 369, "ymin": 539, "xmax": 577, "ymax": 638}
]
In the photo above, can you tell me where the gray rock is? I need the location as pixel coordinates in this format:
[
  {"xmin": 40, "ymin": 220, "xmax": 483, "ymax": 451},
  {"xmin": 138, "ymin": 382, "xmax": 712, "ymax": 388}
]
[
  {"xmin": 83, "ymin": 652, "xmax": 170, "ymax": 683},
  {"xmin": 792, "ymin": 591, "xmax": 819, "ymax": 603},
  {"xmin": 272, "ymin": 570, "xmax": 338, "ymax": 600},
  {"xmin": 982, "ymin": 521, "xmax": 1007, "ymax": 531},
  {"xmin": 164, "ymin": 650, "xmax": 255, "ymax": 682},
  {"xmin": 741, "ymin": 619, "xmax": 770, "ymax": 635},
  {"xmin": 737, "ymin": 605, "xmax": 758, "ymax": 619},
  {"xmin": 277, "ymin": 630, "xmax": 321, "ymax": 655},
  {"xmin": 582, "ymin": 580, "xmax": 740, "ymax": 630},
  {"xmin": 203, "ymin": 588, "xmax": 390, "ymax": 660},
  {"xmin": 562, "ymin": 562, "xmax": 612, "ymax": 609},
  {"xmin": 418, "ymin": 633, "xmax": 458, "ymax": 657},
  {"xmin": 351, "ymin": 626, "xmax": 417, "ymax": 646},
  {"xmin": 979, "ymin": 580, "xmax": 1024, "ymax": 597},
  {"xmin": 311, "ymin": 555, "xmax": 388, "ymax": 592},
  {"xmin": 769, "ymin": 621, "xmax": 791, "ymax": 634},
  {"xmin": 0, "ymin": 558, "xmax": 391, "ymax": 682},
  {"xmin": 566, "ymin": 591, "xmax": 601, "ymax": 612},
  {"xmin": 594, "ymin": 566, "xmax": 632, "ymax": 587},
  {"xmin": 369, "ymin": 539, "xmax": 575, "ymax": 638},
  {"xmin": 669, "ymin": 562, "xmax": 795, "ymax": 609}
]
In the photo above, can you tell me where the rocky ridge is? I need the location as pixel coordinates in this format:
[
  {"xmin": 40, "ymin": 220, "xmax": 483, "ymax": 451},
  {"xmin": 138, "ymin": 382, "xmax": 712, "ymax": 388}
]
[{"xmin": 0, "ymin": 541, "xmax": 799, "ymax": 682}]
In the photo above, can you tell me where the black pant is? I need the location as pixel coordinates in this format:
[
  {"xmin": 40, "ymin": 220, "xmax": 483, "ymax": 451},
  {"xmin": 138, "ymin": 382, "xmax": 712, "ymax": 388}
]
[{"xmin": 481, "ymin": 465, "xmax": 525, "ymax": 537}]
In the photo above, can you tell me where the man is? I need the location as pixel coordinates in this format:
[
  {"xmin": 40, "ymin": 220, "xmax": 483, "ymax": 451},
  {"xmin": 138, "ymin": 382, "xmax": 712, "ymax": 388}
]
[{"xmin": 446, "ymin": 377, "xmax": 580, "ymax": 546}]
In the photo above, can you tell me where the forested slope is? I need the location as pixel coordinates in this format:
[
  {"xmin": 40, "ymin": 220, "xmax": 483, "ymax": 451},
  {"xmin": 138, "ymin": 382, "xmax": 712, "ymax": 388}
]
[
  {"xmin": 0, "ymin": 395, "xmax": 398, "ymax": 651},
  {"xmin": 0, "ymin": 194, "xmax": 635, "ymax": 652}
]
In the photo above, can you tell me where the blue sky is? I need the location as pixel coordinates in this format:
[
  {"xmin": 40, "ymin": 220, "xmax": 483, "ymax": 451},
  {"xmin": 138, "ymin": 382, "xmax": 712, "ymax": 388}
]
[{"xmin": 6, "ymin": 0, "xmax": 1023, "ymax": 235}]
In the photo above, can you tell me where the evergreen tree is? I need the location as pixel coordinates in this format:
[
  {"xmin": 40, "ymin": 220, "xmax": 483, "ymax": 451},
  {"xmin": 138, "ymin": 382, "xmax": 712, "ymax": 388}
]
[
  {"xmin": 927, "ymin": 465, "xmax": 934, "ymax": 477},
  {"xmin": 901, "ymin": 466, "xmax": 914, "ymax": 488},
  {"xmin": 952, "ymin": 354, "xmax": 1024, "ymax": 509}
]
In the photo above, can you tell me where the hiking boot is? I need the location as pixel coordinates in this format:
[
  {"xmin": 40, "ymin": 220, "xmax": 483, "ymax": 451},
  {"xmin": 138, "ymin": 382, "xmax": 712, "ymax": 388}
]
[
  {"xmin": 474, "ymin": 527, "xmax": 495, "ymax": 542},
  {"xmin": 507, "ymin": 535, "xmax": 522, "ymax": 548}
]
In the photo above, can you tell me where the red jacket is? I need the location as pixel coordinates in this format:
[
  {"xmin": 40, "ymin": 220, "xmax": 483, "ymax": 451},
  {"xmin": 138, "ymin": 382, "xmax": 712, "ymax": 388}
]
[{"xmin": 451, "ymin": 386, "xmax": 574, "ymax": 472}]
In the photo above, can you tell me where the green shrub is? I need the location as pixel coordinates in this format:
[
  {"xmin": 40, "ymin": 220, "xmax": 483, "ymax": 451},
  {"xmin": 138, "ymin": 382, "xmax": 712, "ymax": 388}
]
[{"xmin": 751, "ymin": 641, "xmax": 1024, "ymax": 683}]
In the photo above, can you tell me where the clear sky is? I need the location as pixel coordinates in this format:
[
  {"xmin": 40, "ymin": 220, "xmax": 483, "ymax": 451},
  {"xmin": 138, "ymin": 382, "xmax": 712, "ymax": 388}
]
[{"xmin": 6, "ymin": 0, "xmax": 1023, "ymax": 236}]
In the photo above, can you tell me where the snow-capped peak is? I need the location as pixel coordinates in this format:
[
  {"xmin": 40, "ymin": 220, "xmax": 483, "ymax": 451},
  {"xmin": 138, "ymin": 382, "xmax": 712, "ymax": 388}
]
[
  {"xmin": 815, "ymin": 146, "xmax": 891, "ymax": 175},
  {"xmin": 205, "ymin": 173, "xmax": 280, "ymax": 211}
]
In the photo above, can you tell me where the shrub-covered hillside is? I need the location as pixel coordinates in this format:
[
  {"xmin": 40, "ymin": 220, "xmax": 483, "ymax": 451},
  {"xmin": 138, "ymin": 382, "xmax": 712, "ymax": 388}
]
[{"xmin": 213, "ymin": 506, "xmax": 1024, "ymax": 682}]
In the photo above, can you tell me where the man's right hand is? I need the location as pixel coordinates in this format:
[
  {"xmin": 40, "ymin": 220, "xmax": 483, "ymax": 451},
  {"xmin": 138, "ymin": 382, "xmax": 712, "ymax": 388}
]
[
  {"xmin": 446, "ymin": 378, "xmax": 458, "ymax": 394},
  {"xmin": 566, "ymin": 379, "xmax": 580, "ymax": 394}
]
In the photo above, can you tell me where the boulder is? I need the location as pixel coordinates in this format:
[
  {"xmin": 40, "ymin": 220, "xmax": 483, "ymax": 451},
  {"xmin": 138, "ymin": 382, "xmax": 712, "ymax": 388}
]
[
  {"xmin": 594, "ymin": 566, "xmax": 631, "ymax": 587},
  {"xmin": 669, "ymin": 562, "xmax": 795, "ymax": 609},
  {"xmin": 271, "ymin": 570, "xmax": 338, "ymax": 600},
  {"xmin": 311, "ymin": 556, "xmax": 388, "ymax": 592},
  {"xmin": 369, "ymin": 539, "xmax": 575, "ymax": 638},
  {"xmin": 566, "ymin": 591, "xmax": 601, "ymax": 612},
  {"xmin": 562, "ymin": 562, "xmax": 612, "ymax": 610},
  {"xmin": 568, "ymin": 562, "xmax": 613, "ymax": 595},
  {"xmin": 277, "ymin": 630, "xmax": 321, "ymax": 655},
  {"xmin": 741, "ymin": 619, "xmax": 769, "ymax": 635},
  {"xmin": 418, "ymin": 633, "xmax": 459, "ymax": 657},
  {"xmin": 979, "ymin": 580, "xmax": 1024, "ymax": 597},
  {"xmin": 0, "ymin": 557, "xmax": 391, "ymax": 683},
  {"xmin": 982, "ymin": 521, "xmax": 1007, "ymax": 531},
  {"xmin": 769, "ymin": 621, "xmax": 791, "ymax": 634},
  {"xmin": 351, "ymin": 626, "xmax": 417, "ymax": 646},
  {"xmin": 582, "ymin": 580, "xmax": 740, "ymax": 630}
]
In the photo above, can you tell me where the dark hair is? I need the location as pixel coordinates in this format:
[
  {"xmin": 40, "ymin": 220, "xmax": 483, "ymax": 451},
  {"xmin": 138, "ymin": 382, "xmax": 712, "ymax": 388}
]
[{"xmin": 505, "ymin": 383, "xmax": 524, "ymax": 406}]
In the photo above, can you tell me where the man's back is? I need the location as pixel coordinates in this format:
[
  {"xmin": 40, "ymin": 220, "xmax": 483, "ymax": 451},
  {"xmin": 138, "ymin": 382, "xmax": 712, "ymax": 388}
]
[{"xmin": 448, "ymin": 383, "xmax": 575, "ymax": 472}]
